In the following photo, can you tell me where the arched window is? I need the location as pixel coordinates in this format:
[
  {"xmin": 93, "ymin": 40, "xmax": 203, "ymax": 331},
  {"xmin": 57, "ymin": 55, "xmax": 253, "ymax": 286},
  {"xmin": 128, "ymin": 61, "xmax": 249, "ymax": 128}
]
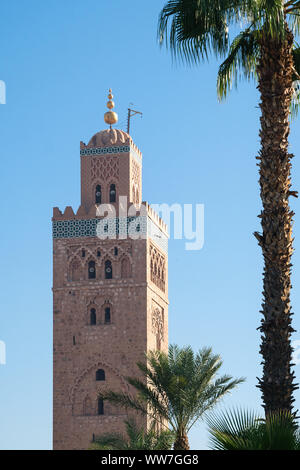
[
  {"xmin": 105, "ymin": 260, "xmax": 112, "ymax": 279},
  {"xmin": 90, "ymin": 308, "xmax": 96, "ymax": 325},
  {"xmin": 114, "ymin": 247, "xmax": 118, "ymax": 256},
  {"xmin": 96, "ymin": 369, "xmax": 105, "ymax": 381},
  {"xmin": 105, "ymin": 307, "xmax": 111, "ymax": 324},
  {"xmin": 95, "ymin": 185, "xmax": 102, "ymax": 204},
  {"xmin": 109, "ymin": 184, "xmax": 116, "ymax": 203},
  {"xmin": 98, "ymin": 398, "xmax": 104, "ymax": 415},
  {"xmin": 88, "ymin": 260, "xmax": 96, "ymax": 279}
]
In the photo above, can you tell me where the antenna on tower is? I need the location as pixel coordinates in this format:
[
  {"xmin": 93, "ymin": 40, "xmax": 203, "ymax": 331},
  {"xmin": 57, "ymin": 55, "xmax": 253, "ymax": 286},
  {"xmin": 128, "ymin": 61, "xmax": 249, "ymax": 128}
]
[{"xmin": 127, "ymin": 105, "xmax": 143, "ymax": 135}]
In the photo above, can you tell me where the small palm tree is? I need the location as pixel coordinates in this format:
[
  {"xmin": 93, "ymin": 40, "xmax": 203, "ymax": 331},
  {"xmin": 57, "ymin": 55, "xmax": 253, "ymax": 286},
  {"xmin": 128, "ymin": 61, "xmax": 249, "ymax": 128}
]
[
  {"xmin": 158, "ymin": 0, "xmax": 300, "ymax": 416},
  {"xmin": 99, "ymin": 344, "xmax": 244, "ymax": 450},
  {"xmin": 207, "ymin": 409, "xmax": 300, "ymax": 450},
  {"xmin": 90, "ymin": 418, "xmax": 174, "ymax": 450}
]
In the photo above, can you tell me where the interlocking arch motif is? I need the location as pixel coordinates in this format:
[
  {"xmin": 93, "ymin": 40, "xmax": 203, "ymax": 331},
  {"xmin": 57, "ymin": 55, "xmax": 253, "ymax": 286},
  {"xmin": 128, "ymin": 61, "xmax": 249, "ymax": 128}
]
[
  {"xmin": 70, "ymin": 359, "xmax": 130, "ymax": 416},
  {"xmin": 131, "ymin": 159, "xmax": 141, "ymax": 204},
  {"xmin": 69, "ymin": 257, "xmax": 81, "ymax": 281},
  {"xmin": 90, "ymin": 156, "xmax": 119, "ymax": 185},
  {"xmin": 152, "ymin": 307, "xmax": 164, "ymax": 351},
  {"xmin": 121, "ymin": 257, "xmax": 132, "ymax": 278},
  {"xmin": 149, "ymin": 244, "xmax": 166, "ymax": 292}
]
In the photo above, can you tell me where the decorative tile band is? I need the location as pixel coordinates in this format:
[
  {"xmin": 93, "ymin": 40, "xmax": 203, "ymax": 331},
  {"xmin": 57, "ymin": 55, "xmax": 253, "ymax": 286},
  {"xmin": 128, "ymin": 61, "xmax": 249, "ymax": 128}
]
[
  {"xmin": 80, "ymin": 145, "xmax": 142, "ymax": 163},
  {"xmin": 80, "ymin": 145, "xmax": 130, "ymax": 156},
  {"xmin": 53, "ymin": 216, "xmax": 168, "ymax": 253}
]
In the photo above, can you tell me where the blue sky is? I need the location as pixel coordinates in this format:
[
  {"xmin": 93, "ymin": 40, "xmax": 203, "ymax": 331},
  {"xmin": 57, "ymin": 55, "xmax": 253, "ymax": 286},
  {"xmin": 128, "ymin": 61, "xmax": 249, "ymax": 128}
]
[{"xmin": 1, "ymin": 0, "xmax": 300, "ymax": 450}]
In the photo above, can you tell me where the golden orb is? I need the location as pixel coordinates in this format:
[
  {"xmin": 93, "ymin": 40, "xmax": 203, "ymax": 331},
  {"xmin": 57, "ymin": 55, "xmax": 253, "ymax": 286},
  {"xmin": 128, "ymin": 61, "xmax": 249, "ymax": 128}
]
[
  {"xmin": 107, "ymin": 100, "xmax": 115, "ymax": 109},
  {"xmin": 104, "ymin": 89, "xmax": 118, "ymax": 126},
  {"xmin": 104, "ymin": 111, "xmax": 118, "ymax": 125}
]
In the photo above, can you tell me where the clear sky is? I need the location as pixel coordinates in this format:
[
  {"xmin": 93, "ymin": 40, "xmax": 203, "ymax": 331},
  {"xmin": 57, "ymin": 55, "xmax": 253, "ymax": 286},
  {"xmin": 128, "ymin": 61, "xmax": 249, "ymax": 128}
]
[{"xmin": 1, "ymin": 0, "xmax": 300, "ymax": 450}]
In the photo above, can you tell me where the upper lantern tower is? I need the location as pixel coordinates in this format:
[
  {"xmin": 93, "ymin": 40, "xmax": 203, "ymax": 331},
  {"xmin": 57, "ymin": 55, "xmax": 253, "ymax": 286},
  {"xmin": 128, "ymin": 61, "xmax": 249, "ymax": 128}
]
[{"xmin": 79, "ymin": 90, "xmax": 142, "ymax": 212}]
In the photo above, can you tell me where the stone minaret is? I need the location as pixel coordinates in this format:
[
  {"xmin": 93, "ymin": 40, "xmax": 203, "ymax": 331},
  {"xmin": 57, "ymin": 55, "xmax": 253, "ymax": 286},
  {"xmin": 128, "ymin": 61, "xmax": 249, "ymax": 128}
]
[{"xmin": 52, "ymin": 90, "xmax": 169, "ymax": 450}]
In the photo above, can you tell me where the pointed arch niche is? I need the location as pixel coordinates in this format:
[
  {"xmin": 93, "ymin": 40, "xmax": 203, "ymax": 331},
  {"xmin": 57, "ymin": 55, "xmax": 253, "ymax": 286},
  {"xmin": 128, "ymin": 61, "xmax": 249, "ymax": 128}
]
[
  {"xmin": 69, "ymin": 257, "xmax": 81, "ymax": 281},
  {"xmin": 121, "ymin": 257, "xmax": 132, "ymax": 279}
]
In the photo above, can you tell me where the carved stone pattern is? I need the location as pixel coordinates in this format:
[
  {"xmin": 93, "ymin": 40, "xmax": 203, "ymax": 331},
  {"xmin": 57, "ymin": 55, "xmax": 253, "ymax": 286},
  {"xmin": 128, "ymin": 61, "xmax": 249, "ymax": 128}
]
[
  {"xmin": 131, "ymin": 160, "xmax": 141, "ymax": 186},
  {"xmin": 90, "ymin": 156, "xmax": 119, "ymax": 183},
  {"xmin": 150, "ymin": 244, "xmax": 166, "ymax": 292},
  {"xmin": 152, "ymin": 308, "xmax": 164, "ymax": 342}
]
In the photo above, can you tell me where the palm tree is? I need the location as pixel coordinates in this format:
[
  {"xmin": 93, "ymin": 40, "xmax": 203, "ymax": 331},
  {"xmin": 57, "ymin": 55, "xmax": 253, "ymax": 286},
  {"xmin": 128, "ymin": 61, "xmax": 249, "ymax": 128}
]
[
  {"xmin": 207, "ymin": 409, "xmax": 300, "ymax": 450},
  {"xmin": 90, "ymin": 418, "xmax": 174, "ymax": 450},
  {"xmin": 99, "ymin": 345, "xmax": 244, "ymax": 450},
  {"xmin": 158, "ymin": 0, "xmax": 300, "ymax": 416}
]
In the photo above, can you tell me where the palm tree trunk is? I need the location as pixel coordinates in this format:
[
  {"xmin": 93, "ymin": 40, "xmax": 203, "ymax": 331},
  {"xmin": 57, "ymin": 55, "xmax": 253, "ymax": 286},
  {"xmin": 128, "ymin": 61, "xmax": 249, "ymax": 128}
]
[
  {"xmin": 255, "ymin": 24, "xmax": 298, "ymax": 415},
  {"xmin": 173, "ymin": 433, "xmax": 190, "ymax": 451}
]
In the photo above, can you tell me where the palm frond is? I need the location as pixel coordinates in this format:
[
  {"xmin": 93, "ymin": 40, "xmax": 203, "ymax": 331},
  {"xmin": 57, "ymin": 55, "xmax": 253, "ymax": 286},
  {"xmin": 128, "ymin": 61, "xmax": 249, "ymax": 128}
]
[
  {"xmin": 207, "ymin": 409, "xmax": 300, "ymax": 450},
  {"xmin": 287, "ymin": 8, "xmax": 300, "ymax": 36},
  {"xmin": 207, "ymin": 408, "xmax": 263, "ymax": 450},
  {"xmin": 256, "ymin": 0, "xmax": 286, "ymax": 38},
  {"xmin": 92, "ymin": 418, "xmax": 175, "ymax": 450},
  {"xmin": 217, "ymin": 28, "xmax": 259, "ymax": 100},
  {"xmin": 126, "ymin": 376, "xmax": 170, "ymax": 422},
  {"xmin": 158, "ymin": 0, "xmax": 234, "ymax": 64},
  {"xmin": 101, "ymin": 344, "xmax": 243, "ymax": 446},
  {"xmin": 158, "ymin": 0, "xmax": 288, "ymax": 67},
  {"xmin": 91, "ymin": 433, "xmax": 127, "ymax": 450}
]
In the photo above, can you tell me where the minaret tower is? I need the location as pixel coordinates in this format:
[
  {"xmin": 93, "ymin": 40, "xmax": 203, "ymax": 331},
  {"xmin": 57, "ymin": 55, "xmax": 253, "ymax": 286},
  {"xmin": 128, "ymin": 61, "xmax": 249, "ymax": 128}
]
[{"xmin": 52, "ymin": 91, "xmax": 169, "ymax": 450}]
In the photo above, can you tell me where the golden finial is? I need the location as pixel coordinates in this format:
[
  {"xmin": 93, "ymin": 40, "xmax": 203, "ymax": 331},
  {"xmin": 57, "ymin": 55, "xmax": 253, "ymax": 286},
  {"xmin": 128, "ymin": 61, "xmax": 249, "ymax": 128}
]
[{"xmin": 104, "ymin": 88, "xmax": 118, "ymax": 128}]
